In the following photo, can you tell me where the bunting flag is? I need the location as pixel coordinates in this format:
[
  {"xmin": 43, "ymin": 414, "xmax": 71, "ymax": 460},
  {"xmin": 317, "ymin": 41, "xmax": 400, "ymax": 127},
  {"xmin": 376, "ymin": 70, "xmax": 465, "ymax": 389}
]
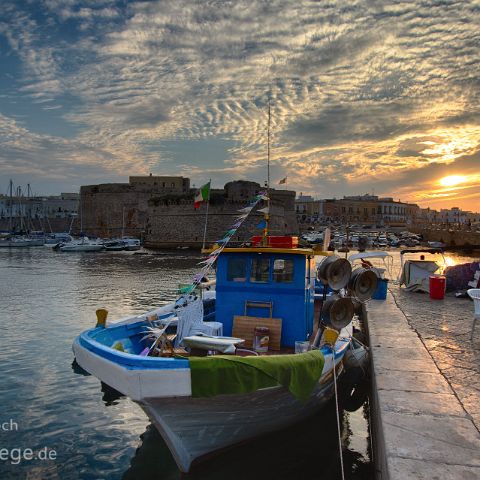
[
  {"xmin": 256, "ymin": 219, "xmax": 267, "ymax": 229},
  {"xmin": 258, "ymin": 206, "xmax": 269, "ymax": 214},
  {"xmin": 238, "ymin": 206, "xmax": 253, "ymax": 213},
  {"xmin": 279, "ymin": 177, "xmax": 287, "ymax": 185},
  {"xmin": 184, "ymin": 191, "xmax": 270, "ymax": 295},
  {"xmin": 194, "ymin": 181, "xmax": 211, "ymax": 209}
]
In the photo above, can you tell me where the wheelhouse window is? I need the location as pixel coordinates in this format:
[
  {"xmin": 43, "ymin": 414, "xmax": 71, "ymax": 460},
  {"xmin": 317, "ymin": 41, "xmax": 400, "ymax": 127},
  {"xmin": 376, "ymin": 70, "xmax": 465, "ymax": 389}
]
[
  {"xmin": 250, "ymin": 257, "xmax": 270, "ymax": 283},
  {"xmin": 227, "ymin": 258, "xmax": 247, "ymax": 282},
  {"xmin": 273, "ymin": 258, "xmax": 294, "ymax": 283}
]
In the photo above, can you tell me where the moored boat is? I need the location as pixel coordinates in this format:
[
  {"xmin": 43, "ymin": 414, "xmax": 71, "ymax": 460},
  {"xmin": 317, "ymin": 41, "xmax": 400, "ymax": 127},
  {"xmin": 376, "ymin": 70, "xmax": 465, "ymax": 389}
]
[
  {"xmin": 0, "ymin": 235, "xmax": 45, "ymax": 247},
  {"xmin": 59, "ymin": 236, "xmax": 105, "ymax": 252},
  {"xmin": 73, "ymin": 234, "xmax": 375, "ymax": 472},
  {"xmin": 121, "ymin": 237, "xmax": 141, "ymax": 251}
]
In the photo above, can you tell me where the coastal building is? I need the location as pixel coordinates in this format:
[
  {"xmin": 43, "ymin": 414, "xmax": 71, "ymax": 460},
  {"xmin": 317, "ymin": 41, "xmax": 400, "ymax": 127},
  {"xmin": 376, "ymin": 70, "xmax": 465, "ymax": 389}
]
[
  {"xmin": 416, "ymin": 207, "xmax": 480, "ymax": 226},
  {"xmin": 0, "ymin": 192, "xmax": 79, "ymax": 232},
  {"xmin": 295, "ymin": 195, "xmax": 324, "ymax": 222},
  {"xmin": 295, "ymin": 193, "xmax": 419, "ymax": 226}
]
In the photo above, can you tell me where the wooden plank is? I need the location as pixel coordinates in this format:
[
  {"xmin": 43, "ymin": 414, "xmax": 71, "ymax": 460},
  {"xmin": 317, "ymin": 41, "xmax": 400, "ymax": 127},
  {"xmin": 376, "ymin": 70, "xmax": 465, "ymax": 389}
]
[{"xmin": 232, "ymin": 316, "xmax": 282, "ymax": 350}]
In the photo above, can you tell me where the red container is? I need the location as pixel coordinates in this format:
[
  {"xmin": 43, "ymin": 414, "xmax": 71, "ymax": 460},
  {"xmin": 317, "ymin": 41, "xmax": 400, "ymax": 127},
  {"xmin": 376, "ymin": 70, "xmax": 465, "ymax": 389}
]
[
  {"xmin": 251, "ymin": 236, "xmax": 299, "ymax": 248},
  {"xmin": 429, "ymin": 275, "xmax": 446, "ymax": 300}
]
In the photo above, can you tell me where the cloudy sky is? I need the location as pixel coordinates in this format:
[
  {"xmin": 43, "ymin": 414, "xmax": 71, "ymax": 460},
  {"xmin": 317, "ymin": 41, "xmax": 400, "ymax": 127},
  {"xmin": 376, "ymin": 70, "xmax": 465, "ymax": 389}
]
[{"xmin": 1, "ymin": 0, "xmax": 479, "ymax": 210}]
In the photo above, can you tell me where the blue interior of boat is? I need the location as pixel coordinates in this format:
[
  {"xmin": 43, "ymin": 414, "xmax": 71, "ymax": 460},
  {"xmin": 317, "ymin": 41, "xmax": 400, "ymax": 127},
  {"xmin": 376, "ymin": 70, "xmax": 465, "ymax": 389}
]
[{"xmin": 77, "ymin": 322, "xmax": 190, "ymax": 369}]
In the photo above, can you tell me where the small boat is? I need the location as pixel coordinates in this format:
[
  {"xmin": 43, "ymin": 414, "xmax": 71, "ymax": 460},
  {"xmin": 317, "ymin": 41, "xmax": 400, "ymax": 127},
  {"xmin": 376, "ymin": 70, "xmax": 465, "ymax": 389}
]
[
  {"xmin": 0, "ymin": 235, "xmax": 45, "ymax": 247},
  {"xmin": 59, "ymin": 236, "xmax": 105, "ymax": 252},
  {"xmin": 45, "ymin": 233, "xmax": 74, "ymax": 246},
  {"xmin": 73, "ymin": 238, "xmax": 375, "ymax": 472},
  {"xmin": 103, "ymin": 239, "xmax": 126, "ymax": 251},
  {"xmin": 427, "ymin": 241, "xmax": 446, "ymax": 248},
  {"xmin": 398, "ymin": 248, "xmax": 446, "ymax": 292},
  {"xmin": 121, "ymin": 237, "xmax": 141, "ymax": 251}
]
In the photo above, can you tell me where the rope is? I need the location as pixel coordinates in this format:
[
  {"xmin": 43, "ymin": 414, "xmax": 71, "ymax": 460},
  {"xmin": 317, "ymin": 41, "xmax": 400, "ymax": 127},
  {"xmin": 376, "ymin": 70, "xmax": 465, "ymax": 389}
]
[{"xmin": 332, "ymin": 349, "xmax": 346, "ymax": 480}]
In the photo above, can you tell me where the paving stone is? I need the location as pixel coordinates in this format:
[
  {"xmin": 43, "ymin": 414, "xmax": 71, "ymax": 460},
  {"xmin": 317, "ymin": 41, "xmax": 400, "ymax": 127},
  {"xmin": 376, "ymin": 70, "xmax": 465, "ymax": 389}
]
[
  {"xmin": 389, "ymin": 457, "xmax": 480, "ymax": 480},
  {"xmin": 368, "ymin": 289, "xmax": 480, "ymax": 479},
  {"xmin": 389, "ymin": 284, "xmax": 480, "ymax": 431},
  {"xmin": 382, "ymin": 412, "xmax": 480, "ymax": 467},
  {"xmin": 379, "ymin": 390, "xmax": 466, "ymax": 417},
  {"xmin": 375, "ymin": 369, "xmax": 453, "ymax": 394}
]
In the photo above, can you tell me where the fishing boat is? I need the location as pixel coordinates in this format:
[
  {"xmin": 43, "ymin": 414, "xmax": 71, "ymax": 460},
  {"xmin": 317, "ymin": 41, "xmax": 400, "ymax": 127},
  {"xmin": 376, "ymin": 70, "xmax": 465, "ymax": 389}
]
[
  {"xmin": 73, "ymin": 233, "xmax": 375, "ymax": 472},
  {"xmin": 73, "ymin": 107, "xmax": 373, "ymax": 471}
]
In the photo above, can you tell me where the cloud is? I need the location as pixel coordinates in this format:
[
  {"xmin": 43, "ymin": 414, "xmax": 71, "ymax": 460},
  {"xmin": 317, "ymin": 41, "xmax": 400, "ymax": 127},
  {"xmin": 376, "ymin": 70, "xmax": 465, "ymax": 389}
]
[{"xmin": 0, "ymin": 0, "xmax": 478, "ymax": 211}]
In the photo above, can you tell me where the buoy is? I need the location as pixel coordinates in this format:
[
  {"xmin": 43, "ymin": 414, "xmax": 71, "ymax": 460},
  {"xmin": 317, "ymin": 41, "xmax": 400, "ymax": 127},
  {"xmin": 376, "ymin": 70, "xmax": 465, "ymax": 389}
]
[{"xmin": 96, "ymin": 308, "xmax": 108, "ymax": 328}]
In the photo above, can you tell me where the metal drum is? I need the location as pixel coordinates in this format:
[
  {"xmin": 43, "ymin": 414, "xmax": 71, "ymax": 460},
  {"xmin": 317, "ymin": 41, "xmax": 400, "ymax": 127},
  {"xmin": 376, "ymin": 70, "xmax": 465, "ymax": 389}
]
[
  {"xmin": 348, "ymin": 268, "xmax": 378, "ymax": 301},
  {"xmin": 321, "ymin": 295, "xmax": 355, "ymax": 330},
  {"xmin": 317, "ymin": 255, "xmax": 352, "ymax": 290}
]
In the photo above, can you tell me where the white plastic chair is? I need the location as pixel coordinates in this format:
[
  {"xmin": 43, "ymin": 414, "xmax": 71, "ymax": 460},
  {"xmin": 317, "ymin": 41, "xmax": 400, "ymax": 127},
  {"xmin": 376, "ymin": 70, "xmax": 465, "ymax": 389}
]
[
  {"xmin": 467, "ymin": 289, "xmax": 480, "ymax": 340},
  {"xmin": 174, "ymin": 297, "xmax": 223, "ymax": 348}
]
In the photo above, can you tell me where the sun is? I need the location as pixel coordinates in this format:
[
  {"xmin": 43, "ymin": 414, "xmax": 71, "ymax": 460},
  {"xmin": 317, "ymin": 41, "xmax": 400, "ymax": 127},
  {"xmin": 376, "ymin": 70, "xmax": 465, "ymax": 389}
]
[{"xmin": 439, "ymin": 175, "xmax": 467, "ymax": 187}]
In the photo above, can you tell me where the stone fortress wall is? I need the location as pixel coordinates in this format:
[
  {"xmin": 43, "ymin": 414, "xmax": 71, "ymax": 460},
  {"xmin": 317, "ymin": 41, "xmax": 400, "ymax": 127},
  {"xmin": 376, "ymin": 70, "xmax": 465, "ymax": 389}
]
[{"xmin": 79, "ymin": 176, "xmax": 298, "ymax": 248}]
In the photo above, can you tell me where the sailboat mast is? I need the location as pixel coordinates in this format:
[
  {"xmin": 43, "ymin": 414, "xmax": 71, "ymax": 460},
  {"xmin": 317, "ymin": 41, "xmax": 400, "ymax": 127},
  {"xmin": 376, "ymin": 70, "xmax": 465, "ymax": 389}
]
[{"xmin": 8, "ymin": 179, "xmax": 13, "ymax": 232}]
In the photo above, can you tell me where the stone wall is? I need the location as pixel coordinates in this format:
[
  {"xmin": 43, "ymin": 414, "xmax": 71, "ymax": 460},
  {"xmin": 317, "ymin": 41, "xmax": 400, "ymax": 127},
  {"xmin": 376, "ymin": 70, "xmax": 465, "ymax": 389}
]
[
  {"xmin": 144, "ymin": 188, "xmax": 298, "ymax": 248},
  {"xmin": 79, "ymin": 180, "xmax": 298, "ymax": 247},
  {"xmin": 410, "ymin": 226, "xmax": 480, "ymax": 247}
]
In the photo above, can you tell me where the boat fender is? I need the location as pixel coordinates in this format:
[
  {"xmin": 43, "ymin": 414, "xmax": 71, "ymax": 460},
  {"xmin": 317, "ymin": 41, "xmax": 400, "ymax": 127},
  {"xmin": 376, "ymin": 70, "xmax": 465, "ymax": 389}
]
[
  {"xmin": 343, "ymin": 344, "xmax": 369, "ymax": 372},
  {"xmin": 340, "ymin": 343, "xmax": 370, "ymax": 412},
  {"xmin": 339, "ymin": 366, "xmax": 370, "ymax": 412},
  {"xmin": 96, "ymin": 308, "xmax": 108, "ymax": 328}
]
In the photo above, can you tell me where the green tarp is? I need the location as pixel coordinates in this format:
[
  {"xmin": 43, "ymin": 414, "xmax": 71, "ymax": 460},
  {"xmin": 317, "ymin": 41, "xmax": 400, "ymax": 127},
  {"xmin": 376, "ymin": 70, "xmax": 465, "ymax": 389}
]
[{"xmin": 189, "ymin": 350, "xmax": 325, "ymax": 402}]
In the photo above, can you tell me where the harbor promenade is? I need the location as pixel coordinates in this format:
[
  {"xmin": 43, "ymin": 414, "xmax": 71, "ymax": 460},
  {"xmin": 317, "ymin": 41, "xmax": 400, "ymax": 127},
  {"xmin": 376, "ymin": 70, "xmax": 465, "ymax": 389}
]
[
  {"xmin": 390, "ymin": 284, "xmax": 480, "ymax": 430},
  {"xmin": 367, "ymin": 287, "xmax": 480, "ymax": 479}
]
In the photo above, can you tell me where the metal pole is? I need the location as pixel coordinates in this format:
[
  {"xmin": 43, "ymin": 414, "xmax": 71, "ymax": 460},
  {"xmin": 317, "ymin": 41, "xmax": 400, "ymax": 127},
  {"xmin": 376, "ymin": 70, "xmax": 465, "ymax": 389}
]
[
  {"xmin": 201, "ymin": 180, "xmax": 211, "ymax": 250},
  {"xmin": 263, "ymin": 100, "xmax": 271, "ymax": 246}
]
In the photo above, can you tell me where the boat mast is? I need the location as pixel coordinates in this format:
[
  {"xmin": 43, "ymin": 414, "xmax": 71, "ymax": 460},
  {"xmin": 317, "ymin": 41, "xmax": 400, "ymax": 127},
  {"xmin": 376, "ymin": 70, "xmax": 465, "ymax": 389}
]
[
  {"xmin": 121, "ymin": 206, "xmax": 125, "ymax": 238},
  {"xmin": 8, "ymin": 179, "xmax": 13, "ymax": 232},
  {"xmin": 262, "ymin": 99, "xmax": 271, "ymax": 246}
]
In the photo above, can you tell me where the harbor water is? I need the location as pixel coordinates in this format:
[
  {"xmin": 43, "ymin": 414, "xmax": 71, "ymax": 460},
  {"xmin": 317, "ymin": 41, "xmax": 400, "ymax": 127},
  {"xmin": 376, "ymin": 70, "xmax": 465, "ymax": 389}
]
[
  {"xmin": 1, "ymin": 246, "xmax": 477, "ymax": 479},
  {"xmin": 1, "ymin": 247, "xmax": 373, "ymax": 479},
  {"xmin": 0, "ymin": 247, "xmax": 371, "ymax": 480}
]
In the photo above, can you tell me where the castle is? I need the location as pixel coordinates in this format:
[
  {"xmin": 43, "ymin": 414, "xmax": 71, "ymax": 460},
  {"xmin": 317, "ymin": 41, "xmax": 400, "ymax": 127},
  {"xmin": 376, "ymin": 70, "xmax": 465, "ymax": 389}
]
[{"xmin": 80, "ymin": 175, "xmax": 298, "ymax": 248}]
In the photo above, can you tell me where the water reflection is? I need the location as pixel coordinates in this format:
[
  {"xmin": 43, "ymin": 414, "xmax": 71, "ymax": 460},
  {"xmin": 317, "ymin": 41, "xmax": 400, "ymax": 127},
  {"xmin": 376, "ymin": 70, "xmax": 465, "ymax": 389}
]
[
  {"xmin": 0, "ymin": 247, "xmax": 377, "ymax": 479},
  {"xmin": 122, "ymin": 402, "xmax": 373, "ymax": 480}
]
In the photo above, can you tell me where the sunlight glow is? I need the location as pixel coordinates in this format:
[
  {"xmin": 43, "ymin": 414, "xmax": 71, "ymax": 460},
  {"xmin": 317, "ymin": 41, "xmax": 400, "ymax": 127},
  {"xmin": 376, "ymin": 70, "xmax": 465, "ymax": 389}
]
[{"xmin": 439, "ymin": 175, "xmax": 467, "ymax": 187}]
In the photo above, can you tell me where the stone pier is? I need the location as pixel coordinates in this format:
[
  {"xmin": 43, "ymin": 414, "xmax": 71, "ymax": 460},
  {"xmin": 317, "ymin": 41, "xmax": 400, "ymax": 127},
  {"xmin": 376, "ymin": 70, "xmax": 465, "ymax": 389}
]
[{"xmin": 367, "ymin": 291, "xmax": 480, "ymax": 479}]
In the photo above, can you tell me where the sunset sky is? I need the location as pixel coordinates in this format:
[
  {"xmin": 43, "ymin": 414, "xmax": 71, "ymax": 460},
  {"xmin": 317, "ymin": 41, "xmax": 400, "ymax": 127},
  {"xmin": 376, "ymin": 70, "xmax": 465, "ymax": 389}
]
[{"xmin": 1, "ymin": 0, "xmax": 479, "ymax": 211}]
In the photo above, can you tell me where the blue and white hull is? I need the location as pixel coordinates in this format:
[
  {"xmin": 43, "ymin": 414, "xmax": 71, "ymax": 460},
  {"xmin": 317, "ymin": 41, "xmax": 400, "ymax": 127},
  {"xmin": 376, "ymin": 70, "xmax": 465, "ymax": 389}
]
[{"xmin": 73, "ymin": 320, "xmax": 349, "ymax": 472}]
